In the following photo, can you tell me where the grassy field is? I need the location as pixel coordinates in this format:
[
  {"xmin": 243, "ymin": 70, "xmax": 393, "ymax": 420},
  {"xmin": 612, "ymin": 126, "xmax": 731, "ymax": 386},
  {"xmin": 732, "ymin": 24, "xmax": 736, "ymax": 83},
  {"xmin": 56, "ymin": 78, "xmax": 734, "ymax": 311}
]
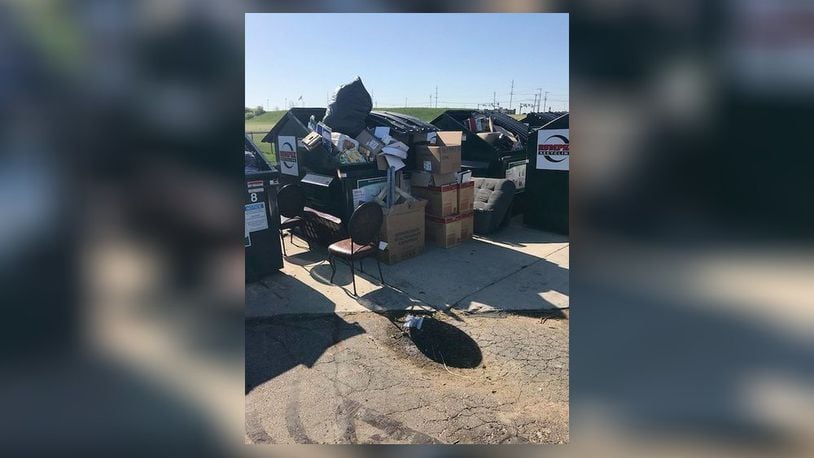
[{"xmin": 246, "ymin": 107, "xmax": 528, "ymax": 163}]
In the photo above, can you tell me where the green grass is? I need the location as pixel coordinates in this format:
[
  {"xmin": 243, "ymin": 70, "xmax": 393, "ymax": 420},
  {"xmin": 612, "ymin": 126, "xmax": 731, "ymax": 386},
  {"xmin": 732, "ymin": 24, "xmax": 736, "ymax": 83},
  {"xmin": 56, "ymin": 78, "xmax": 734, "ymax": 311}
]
[{"xmin": 245, "ymin": 111, "xmax": 288, "ymax": 133}]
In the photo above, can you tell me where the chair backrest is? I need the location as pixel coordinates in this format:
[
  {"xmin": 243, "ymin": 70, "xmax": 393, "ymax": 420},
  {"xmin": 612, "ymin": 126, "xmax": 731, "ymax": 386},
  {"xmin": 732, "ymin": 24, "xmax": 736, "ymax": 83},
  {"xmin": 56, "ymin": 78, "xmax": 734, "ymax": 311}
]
[
  {"xmin": 348, "ymin": 202, "xmax": 383, "ymax": 246},
  {"xmin": 277, "ymin": 184, "xmax": 305, "ymax": 218},
  {"xmin": 474, "ymin": 178, "xmax": 516, "ymax": 208}
]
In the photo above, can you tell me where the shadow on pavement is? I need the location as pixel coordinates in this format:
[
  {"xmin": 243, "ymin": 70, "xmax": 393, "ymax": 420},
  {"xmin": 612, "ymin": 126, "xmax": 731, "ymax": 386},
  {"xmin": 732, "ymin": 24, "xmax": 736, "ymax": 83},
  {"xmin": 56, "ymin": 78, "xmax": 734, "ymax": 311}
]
[
  {"xmin": 408, "ymin": 318, "xmax": 483, "ymax": 368},
  {"xmin": 245, "ymin": 273, "xmax": 366, "ymax": 394}
]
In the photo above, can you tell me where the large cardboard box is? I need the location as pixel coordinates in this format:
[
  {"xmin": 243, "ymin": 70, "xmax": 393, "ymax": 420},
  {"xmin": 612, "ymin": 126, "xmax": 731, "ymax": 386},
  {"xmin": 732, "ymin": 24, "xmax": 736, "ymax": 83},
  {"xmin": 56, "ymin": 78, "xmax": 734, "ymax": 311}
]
[
  {"xmin": 457, "ymin": 181, "xmax": 474, "ymax": 214},
  {"xmin": 426, "ymin": 213, "xmax": 463, "ymax": 248},
  {"xmin": 378, "ymin": 199, "xmax": 427, "ymax": 264},
  {"xmin": 410, "ymin": 171, "xmax": 457, "ymax": 188},
  {"xmin": 412, "ymin": 183, "xmax": 458, "ymax": 218},
  {"xmin": 414, "ymin": 131, "xmax": 462, "ymax": 174},
  {"xmin": 459, "ymin": 211, "xmax": 474, "ymax": 241}
]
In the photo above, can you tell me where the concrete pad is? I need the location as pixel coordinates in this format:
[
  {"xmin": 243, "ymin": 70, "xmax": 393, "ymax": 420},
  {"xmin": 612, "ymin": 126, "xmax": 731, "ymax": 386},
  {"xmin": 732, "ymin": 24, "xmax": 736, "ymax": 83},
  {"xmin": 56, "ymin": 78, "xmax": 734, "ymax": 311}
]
[
  {"xmin": 247, "ymin": 239, "xmax": 436, "ymax": 317},
  {"xmin": 462, "ymin": 246, "xmax": 569, "ymax": 312},
  {"xmin": 246, "ymin": 223, "xmax": 569, "ymax": 316},
  {"xmin": 380, "ymin": 225, "xmax": 568, "ymax": 310}
]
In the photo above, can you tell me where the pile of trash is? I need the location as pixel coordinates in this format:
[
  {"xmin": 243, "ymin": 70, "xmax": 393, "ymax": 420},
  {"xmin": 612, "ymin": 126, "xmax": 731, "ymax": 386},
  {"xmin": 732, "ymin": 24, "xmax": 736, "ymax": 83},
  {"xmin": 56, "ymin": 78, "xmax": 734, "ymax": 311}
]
[
  {"xmin": 462, "ymin": 112, "xmax": 525, "ymax": 152},
  {"xmin": 299, "ymin": 77, "xmax": 411, "ymax": 170}
]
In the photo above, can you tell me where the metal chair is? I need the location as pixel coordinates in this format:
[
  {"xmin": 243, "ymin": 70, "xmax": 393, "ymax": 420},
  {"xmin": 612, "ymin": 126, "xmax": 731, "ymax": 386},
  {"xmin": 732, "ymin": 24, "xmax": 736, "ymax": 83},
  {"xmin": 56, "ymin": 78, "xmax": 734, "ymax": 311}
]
[
  {"xmin": 327, "ymin": 202, "xmax": 384, "ymax": 296},
  {"xmin": 277, "ymin": 184, "xmax": 308, "ymax": 256}
]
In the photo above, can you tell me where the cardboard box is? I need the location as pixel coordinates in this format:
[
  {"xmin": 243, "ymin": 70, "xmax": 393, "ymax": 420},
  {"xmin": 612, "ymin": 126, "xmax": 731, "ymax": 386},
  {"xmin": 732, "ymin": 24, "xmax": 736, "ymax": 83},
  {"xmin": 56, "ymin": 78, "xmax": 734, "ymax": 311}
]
[
  {"xmin": 356, "ymin": 129, "xmax": 385, "ymax": 156},
  {"xmin": 457, "ymin": 181, "xmax": 474, "ymax": 214},
  {"xmin": 459, "ymin": 211, "xmax": 474, "ymax": 241},
  {"xmin": 410, "ymin": 171, "xmax": 457, "ymax": 188},
  {"xmin": 414, "ymin": 131, "xmax": 462, "ymax": 174},
  {"xmin": 426, "ymin": 214, "xmax": 462, "ymax": 248},
  {"xmin": 412, "ymin": 183, "xmax": 458, "ymax": 218},
  {"xmin": 378, "ymin": 199, "xmax": 427, "ymax": 264}
]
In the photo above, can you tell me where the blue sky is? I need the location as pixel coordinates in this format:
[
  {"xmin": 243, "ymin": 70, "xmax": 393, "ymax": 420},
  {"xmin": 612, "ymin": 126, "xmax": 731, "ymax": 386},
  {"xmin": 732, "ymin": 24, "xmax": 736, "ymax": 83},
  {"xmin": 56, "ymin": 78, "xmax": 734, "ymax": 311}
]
[{"xmin": 245, "ymin": 13, "xmax": 568, "ymax": 111}]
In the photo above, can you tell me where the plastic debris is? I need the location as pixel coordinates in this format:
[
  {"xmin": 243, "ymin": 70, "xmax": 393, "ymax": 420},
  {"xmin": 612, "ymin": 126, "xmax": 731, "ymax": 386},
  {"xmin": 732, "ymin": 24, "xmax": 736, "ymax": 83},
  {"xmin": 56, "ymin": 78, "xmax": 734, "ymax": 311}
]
[{"xmin": 402, "ymin": 314, "xmax": 424, "ymax": 331}]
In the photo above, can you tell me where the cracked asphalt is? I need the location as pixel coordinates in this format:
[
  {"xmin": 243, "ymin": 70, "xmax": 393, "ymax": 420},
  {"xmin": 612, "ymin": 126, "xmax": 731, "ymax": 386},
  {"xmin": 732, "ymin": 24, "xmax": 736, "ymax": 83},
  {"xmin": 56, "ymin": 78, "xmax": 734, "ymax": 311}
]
[{"xmin": 245, "ymin": 309, "xmax": 569, "ymax": 444}]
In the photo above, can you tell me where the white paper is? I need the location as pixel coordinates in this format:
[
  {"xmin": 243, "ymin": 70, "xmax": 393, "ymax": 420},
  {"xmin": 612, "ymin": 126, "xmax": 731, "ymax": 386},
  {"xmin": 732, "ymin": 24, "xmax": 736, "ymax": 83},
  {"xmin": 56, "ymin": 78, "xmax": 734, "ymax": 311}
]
[
  {"xmin": 352, "ymin": 177, "xmax": 387, "ymax": 207},
  {"xmin": 536, "ymin": 129, "xmax": 569, "ymax": 171},
  {"xmin": 382, "ymin": 145, "xmax": 408, "ymax": 159},
  {"xmin": 244, "ymin": 202, "xmax": 269, "ymax": 233},
  {"xmin": 388, "ymin": 140, "xmax": 409, "ymax": 152},
  {"xmin": 278, "ymin": 135, "xmax": 299, "ymax": 176},
  {"xmin": 374, "ymin": 126, "xmax": 390, "ymax": 139},
  {"xmin": 382, "ymin": 154, "xmax": 405, "ymax": 171},
  {"xmin": 352, "ymin": 188, "xmax": 365, "ymax": 208},
  {"xmin": 505, "ymin": 160, "xmax": 527, "ymax": 189}
]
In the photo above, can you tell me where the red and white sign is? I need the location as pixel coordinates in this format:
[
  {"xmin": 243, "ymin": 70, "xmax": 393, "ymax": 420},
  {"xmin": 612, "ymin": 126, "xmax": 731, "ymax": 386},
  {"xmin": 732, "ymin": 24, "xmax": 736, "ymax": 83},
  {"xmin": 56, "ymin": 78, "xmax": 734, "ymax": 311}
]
[
  {"xmin": 535, "ymin": 129, "xmax": 569, "ymax": 171},
  {"xmin": 278, "ymin": 135, "xmax": 299, "ymax": 176}
]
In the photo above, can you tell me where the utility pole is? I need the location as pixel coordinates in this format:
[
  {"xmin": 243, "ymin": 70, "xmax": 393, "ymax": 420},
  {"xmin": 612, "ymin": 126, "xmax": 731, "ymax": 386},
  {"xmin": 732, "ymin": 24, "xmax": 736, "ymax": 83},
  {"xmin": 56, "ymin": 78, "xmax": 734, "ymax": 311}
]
[
  {"xmin": 543, "ymin": 91, "xmax": 549, "ymax": 112},
  {"xmin": 405, "ymin": 96, "xmax": 408, "ymax": 108},
  {"xmin": 508, "ymin": 80, "xmax": 514, "ymax": 110},
  {"xmin": 434, "ymin": 86, "xmax": 438, "ymax": 108},
  {"xmin": 535, "ymin": 88, "xmax": 542, "ymax": 111},
  {"xmin": 429, "ymin": 94, "xmax": 432, "ymax": 108},
  {"xmin": 493, "ymin": 91, "xmax": 496, "ymax": 109}
]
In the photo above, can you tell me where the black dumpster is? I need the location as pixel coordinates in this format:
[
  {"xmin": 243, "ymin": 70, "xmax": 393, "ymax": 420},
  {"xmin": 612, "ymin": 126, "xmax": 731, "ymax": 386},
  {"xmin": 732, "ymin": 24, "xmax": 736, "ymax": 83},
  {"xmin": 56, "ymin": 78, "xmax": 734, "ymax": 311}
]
[
  {"xmin": 245, "ymin": 135, "xmax": 283, "ymax": 282},
  {"xmin": 261, "ymin": 108, "xmax": 385, "ymax": 229},
  {"xmin": 520, "ymin": 111, "xmax": 562, "ymax": 129},
  {"xmin": 430, "ymin": 109, "xmax": 529, "ymax": 192},
  {"xmin": 524, "ymin": 114, "xmax": 569, "ymax": 234}
]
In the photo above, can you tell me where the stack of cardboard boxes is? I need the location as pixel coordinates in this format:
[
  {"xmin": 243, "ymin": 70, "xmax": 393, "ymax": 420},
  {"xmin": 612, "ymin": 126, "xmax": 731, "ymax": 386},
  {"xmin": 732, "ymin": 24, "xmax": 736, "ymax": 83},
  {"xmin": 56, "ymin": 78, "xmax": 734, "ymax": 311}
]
[{"xmin": 410, "ymin": 132, "xmax": 475, "ymax": 248}]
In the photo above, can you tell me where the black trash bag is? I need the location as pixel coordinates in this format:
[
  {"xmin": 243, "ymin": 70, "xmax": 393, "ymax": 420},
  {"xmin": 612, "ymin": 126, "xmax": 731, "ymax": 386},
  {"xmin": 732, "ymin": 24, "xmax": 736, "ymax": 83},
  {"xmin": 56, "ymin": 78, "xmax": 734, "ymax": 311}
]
[
  {"xmin": 322, "ymin": 77, "xmax": 372, "ymax": 137},
  {"xmin": 244, "ymin": 150, "xmax": 260, "ymax": 172}
]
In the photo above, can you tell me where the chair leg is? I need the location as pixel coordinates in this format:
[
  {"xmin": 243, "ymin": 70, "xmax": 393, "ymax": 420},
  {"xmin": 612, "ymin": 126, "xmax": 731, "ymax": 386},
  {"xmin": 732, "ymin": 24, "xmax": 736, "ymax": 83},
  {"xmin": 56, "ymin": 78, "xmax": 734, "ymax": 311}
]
[
  {"xmin": 350, "ymin": 260, "xmax": 357, "ymax": 296},
  {"xmin": 359, "ymin": 258, "xmax": 365, "ymax": 273},
  {"xmin": 377, "ymin": 258, "xmax": 384, "ymax": 284},
  {"xmin": 280, "ymin": 231, "xmax": 287, "ymax": 257},
  {"xmin": 329, "ymin": 254, "xmax": 336, "ymax": 284}
]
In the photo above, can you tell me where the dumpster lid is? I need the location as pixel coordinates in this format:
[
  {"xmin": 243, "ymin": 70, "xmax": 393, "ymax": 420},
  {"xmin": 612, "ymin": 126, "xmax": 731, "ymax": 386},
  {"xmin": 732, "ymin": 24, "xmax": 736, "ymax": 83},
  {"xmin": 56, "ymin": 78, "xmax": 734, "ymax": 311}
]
[
  {"xmin": 461, "ymin": 160, "xmax": 491, "ymax": 170},
  {"xmin": 261, "ymin": 108, "xmax": 327, "ymax": 144},
  {"xmin": 537, "ymin": 113, "xmax": 569, "ymax": 131},
  {"xmin": 367, "ymin": 111, "xmax": 438, "ymax": 134},
  {"xmin": 301, "ymin": 173, "xmax": 335, "ymax": 187}
]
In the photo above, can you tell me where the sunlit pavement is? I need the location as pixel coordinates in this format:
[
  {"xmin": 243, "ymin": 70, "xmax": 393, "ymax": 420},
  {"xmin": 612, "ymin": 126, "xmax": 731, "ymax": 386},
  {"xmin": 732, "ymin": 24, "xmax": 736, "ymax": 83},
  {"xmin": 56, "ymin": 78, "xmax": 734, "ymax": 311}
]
[{"xmin": 245, "ymin": 219, "xmax": 569, "ymax": 444}]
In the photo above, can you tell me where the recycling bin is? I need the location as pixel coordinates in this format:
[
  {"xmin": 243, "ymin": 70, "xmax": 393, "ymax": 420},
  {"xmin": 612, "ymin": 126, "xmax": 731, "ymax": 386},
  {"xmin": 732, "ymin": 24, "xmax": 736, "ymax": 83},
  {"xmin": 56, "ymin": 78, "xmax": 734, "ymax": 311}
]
[
  {"xmin": 245, "ymin": 139, "xmax": 283, "ymax": 282},
  {"xmin": 520, "ymin": 111, "xmax": 561, "ymax": 129},
  {"xmin": 524, "ymin": 113, "xmax": 569, "ymax": 234},
  {"xmin": 261, "ymin": 108, "xmax": 386, "ymax": 230},
  {"xmin": 430, "ymin": 109, "xmax": 529, "ymax": 192}
]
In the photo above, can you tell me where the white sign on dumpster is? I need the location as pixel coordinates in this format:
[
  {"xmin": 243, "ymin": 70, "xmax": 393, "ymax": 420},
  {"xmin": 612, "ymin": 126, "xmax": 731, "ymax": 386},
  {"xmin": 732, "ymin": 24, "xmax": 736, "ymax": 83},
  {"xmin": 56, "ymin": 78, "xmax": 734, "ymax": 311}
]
[
  {"xmin": 505, "ymin": 159, "xmax": 527, "ymax": 189},
  {"xmin": 244, "ymin": 202, "xmax": 269, "ymax": 233},
  {"xmin": 535, "ymin": 129, "xmax": 569, "ymax": 171},
  {"xmin": 278, "ymin": 135, "xmax": 299, "ymax": 176}
]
